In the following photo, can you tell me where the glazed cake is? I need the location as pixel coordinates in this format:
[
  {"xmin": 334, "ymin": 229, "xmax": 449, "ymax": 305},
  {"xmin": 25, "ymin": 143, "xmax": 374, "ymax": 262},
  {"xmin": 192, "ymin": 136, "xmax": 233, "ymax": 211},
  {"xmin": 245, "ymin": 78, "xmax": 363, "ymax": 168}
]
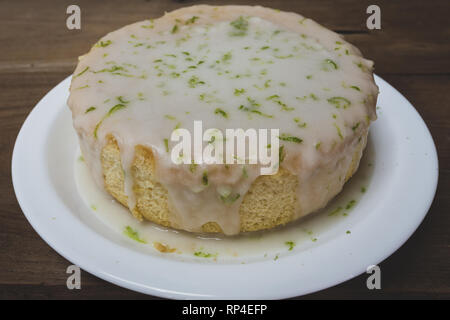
[{"xmin": 68, "ymin": 5, "xmax": 378, "ymax": 235}]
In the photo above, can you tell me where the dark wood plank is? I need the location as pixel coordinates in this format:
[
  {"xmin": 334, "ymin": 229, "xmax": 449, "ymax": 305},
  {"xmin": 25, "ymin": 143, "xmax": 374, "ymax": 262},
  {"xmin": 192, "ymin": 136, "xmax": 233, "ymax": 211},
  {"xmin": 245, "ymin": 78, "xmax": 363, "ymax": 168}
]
[
  {"xmin": 0, "ymin": 0, "xmax": 449, "ymax": 74},
  {"xmin": 0, "ymin": 0, "xmax": 448, "ymax": 299}
]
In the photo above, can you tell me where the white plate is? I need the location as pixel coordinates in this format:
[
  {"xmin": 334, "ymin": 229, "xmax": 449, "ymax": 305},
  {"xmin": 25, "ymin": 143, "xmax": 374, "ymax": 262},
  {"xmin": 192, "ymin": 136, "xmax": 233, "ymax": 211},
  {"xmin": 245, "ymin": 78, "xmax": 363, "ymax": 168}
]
[{"xmin": 12, "ymin": 75, "xmax": 438, "ymax": 299}]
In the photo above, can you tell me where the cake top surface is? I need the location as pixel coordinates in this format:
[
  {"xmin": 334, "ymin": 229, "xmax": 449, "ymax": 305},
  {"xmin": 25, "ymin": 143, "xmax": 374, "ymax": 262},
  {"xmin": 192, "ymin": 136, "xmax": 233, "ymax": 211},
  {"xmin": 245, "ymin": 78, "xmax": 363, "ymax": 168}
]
[{"xmin": 68, "ymin": 5, "xmax": 378, "ymax": 234}]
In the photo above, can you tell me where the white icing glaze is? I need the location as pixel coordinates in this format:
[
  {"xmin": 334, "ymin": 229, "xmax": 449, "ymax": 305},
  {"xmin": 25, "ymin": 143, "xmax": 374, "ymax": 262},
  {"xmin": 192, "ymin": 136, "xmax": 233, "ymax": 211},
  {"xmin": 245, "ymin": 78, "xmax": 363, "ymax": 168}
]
[{"xmin": 67, "ymin": 6, "xmax": 378, "ymax": 235}]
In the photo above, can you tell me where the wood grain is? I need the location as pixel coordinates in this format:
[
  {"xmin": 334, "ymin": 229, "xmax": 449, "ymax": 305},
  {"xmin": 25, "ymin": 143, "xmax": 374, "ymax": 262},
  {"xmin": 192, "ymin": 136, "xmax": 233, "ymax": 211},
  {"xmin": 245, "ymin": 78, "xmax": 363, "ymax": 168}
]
[{"xmin": 0, "ymin": 0, "xmax": 449, "ymax": 299}]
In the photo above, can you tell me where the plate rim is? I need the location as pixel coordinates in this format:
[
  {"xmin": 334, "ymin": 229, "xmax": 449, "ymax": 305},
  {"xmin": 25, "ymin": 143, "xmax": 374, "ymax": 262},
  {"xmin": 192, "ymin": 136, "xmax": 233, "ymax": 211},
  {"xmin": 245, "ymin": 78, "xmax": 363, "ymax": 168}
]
[{"xmin": 11, "ymin": 75, "xmax": 439, "ymax": 299}]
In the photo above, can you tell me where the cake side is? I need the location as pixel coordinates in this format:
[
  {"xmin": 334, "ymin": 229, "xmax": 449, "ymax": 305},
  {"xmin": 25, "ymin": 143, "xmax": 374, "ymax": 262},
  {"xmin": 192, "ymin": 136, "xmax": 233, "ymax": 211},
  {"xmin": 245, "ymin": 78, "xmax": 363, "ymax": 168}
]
[
  {"xmin": 68, "ymin": 5, "xmax": 378, "ymax": 234},
  {"xmin": 101, "ymin": 132, "xmax": 367, "ymax": 233}
]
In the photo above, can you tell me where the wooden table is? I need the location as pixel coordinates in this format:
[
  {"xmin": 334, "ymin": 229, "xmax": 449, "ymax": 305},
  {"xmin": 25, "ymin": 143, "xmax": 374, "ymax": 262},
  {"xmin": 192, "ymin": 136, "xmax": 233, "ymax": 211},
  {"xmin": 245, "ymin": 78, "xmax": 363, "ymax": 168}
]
[{"xmin": 1, "ymin": 0, "xmax": 448, "ymax": 299}]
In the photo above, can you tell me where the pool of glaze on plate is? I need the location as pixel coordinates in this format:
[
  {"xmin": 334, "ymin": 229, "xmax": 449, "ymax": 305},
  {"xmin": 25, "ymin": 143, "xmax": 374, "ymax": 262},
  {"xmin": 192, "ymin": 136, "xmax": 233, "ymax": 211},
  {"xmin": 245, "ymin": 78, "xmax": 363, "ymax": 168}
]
[{"xmin": 74, "ymin": 138, "xmax": 375, "ymax": 263}]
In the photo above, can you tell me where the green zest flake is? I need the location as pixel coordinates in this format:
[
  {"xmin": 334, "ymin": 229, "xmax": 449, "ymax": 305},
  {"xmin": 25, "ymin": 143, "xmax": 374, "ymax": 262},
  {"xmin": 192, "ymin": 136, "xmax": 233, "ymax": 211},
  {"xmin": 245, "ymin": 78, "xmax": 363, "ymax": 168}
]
[
  {"xmin": 260, "ymin": 46, "xmax": 270, "ymax": 50},
  {"xmin": 222, "ymin": 51, "xmax": 232, "ymax": 62},
  {"xmin": 188, "ymin": 75, "xmax": 205, "ymax": 88},
  {"xmin": 334, "ymin": 123, "xmax": 344, "ymax": 140},
  {"xmin": 74, "ymin": 66, "xmax": 89, "ymax": 78},
  {"xmin": 266, "ymin": 95, "xmax": 294, "ymax": 111},
  {"xmin": 94, "ymin": 65, "xmax": 132, "ymax": 77},
  {"xmin": 238, "ymin": 105, "xmax": 273, "ymax": 118},
  {"xmin": 328, "ymin": 206, "xmax": 342, "ymax": 216},
  {"xmin": 76, "ymin": 85, "xmax": 89, "ymax": 90},
  {"xmin": 185, "ymin": 16, "xmax": 199, "ymax": 25},
  {"xmin": 164, "ymin": 114, "xmax": 176, "ymax": 120},
  {"xmin": 309, "ymin": 93, "xmax": 319, "ymax": 101},
  {"xmin": 355, "ymin": 61, "xmax": 367, "ymax": 72},
  {"xmin": 78, "ymin": 155, "xmax": 84, "ymax": 162},
  {"xmin": 322, "ymin": 58, "xmax": 338, "ymax": 71},
  {"xmin": 220, "ymin": 192, "xmax": 240, "ymax": 204},
  {"xmin": 279, "ymin": 145, "xmax": 285, "ymax": 163},
  {"xmin": 194, "ymin": 250, "xmax": 217, "ymax": 258},
  {"xmin": 327, "ymin": 96, "xmax": 351, "ymax": 109},
  {"xmin": 247, "ymin": 97, "xmax": 260, "ymax": 107},
  {"xmin": 93, "ymin": 103, "xmax": 127, "ymax": 138},
  {"xmin": 345, "ymin": 200, "xmax": 357, "ymax": 210},
  {"xmin": 274, "ymin": 54, "xmax": 293, "ymax": 59},
  {"xmin": 95, "ymin": 40, "xmax": 112, "ymax": 48},
  {"xmin": 107, "ymin": 103, "xmax": 126, "ymax": 116},
  {"xmin": 315, "ymin": 142, "xmax": 321, "ymax": 150},
  {"xmin": 346, "ymin": 230, "xmax": 351, "ymax": 234},
  {"xmin": 285, "ymin": 241, "xmax": 295, "ymax": 251},
  {"xmin": 214, "ymin": 108, "xmax": 228, "ymax": 118},
  {"xmin": 350, "ymin": 85, "xmax": 361, "ymax": 91},
  {"xmin": 85, "ymin": 106, "xmax": 96, "ymax": 114},
  {"xmin": 242, "ymin": 166, "xmax": 248, "ymax": 178},
  {"xmin": 361, "ymin": 187, "xmax": 367, "ymax": 193},
  {"xmin": 352, "ymin": 122, "xmax": 361, "ymax": 131},
  {"xmin": 189, "ymin": 162, "xmax": 197, "ymax": 173},
  {"xmin": 171, "ymin": 24, "xmax": 179, "ymax": 34},
  {"xmin": 117, "ymin": 96, "xmax": 129, "ymax": 104},
  {"xmin": 279, "ymin": 134, "xmax": 303, "ymax": 144},
  {"xmin": 234, "ymin": 88, "xmax": 245, "ymax": 96},
  {"xmin": 164, "ymin": 138, "xmax": 169, "ymax": 152},
  {"xmin": 229, "ymin": 16, "xmax": 248, "ymax": 36},
  {"xmin": 202, "ymin": 171, "xmax": 209, "ymax": 186},
  {"xmin": 306, "ymin": 74, "xmax": 313, "ymax": 79},
  {"xmin": 91, "ymin": 205, "xmax": 97, "ymax": 211},
  {"xmin": 294, "ymin": 117, "xmax": 307, "ymax": 128},
  {"xmin": 123, "ymin": 226, "xmax": 147, "ymax": 244}
]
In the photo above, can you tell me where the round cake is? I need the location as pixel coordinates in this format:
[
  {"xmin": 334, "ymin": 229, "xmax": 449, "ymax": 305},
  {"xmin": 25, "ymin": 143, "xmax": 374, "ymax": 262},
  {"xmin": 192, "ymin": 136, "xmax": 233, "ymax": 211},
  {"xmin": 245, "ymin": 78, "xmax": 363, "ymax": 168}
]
[{"xmin": 68, "ymin": 5, "xmax": 378, "ymax": 235}]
